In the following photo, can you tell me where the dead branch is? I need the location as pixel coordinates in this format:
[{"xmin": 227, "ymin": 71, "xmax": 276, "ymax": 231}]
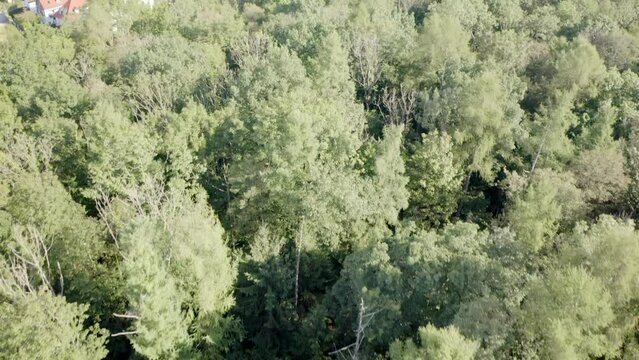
[
  {"xmin": 111, "ymin": 331, "xmax": 140, "ymax": 337},
  {"xmin": 113, "ymin": 313, "xmax": 141, "ymax": 320},
  {"xmin": 96, "ymin": 189, "xmax": 119, "ymax": 247},
  {"xmin": 328, "ymin": 298, "xmax": 379, "ymax": 360},
  {"xmin": 0, "ymin": 226, "xmax": 56, "ymax": 298},
  {"xmin": 379, "ymin": 84, "xmax": 417, "ymax": 127},
  {"xmin": 351, "ymin": 33, "xmax": 383, "ymax": 109},
  {"xmin": 57, "ymin": 262, "xmax": 64, "ymax": 296}
]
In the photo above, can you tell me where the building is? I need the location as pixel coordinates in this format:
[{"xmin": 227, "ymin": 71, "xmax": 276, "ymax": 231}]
[
  {"xmin": 23, "ymin": 0, "xmax": 37, "ymax": 12},
  {"xmin": 35, "ymin": 0, "xmax": 84, "ymax": 26}
]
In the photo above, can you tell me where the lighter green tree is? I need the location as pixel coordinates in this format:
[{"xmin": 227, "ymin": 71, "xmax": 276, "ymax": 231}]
[
  {"xmin": 559, "ymin": 216, "xmax": 639, "ymax": 347},
  {"xmin": 527, "ymin": 91, "xmax": 578, "ymax": 174},
  {"xmin": 422, "ymin": 67, "xmax": 524, "ymax": 181},
  {"xmin": 113, "ymin": 184, "xmax": 237, "ymax": 358},
  {"xmin": 571, "ymin": 146, "xmax": 630, "ymax": 206},
  {"xmin": 551, "ymin": 37, "xmax": 606, "ymax": 96},
  {"xmin": 507, "ymin": 172, "xmax": 561, "ymax": 251},
  {"xmin": 389, "ymin": 324, "xmax": 479, "ymax": 360},
  {"xmin": 518, "ymin": 267, "xmax": 617, "ymax": 359},
  {"xmin": 527, "ymin": 38, "xmax": 606, "ymax": 173},
  {"xmin": 413, "ymin": 12, "xmax": 474, "ymax": 84},
  {"xmin": 83, "ymin": 101, "xmax": 157, "ymax": 198},
  {"xmin": 506, "ymin": 168, "xmax": 586, "ymax": 251},
  {"xmin": 118, "ymin": 218, "xmax": 191, "ymax": 359}
]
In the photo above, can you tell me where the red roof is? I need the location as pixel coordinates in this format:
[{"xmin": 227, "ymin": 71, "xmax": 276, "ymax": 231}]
[
  {"xmin": 64, "ymin": 0, "xmax": 85, "ymax": 12},
  {"xmin": 37, "ymin": 0, "xmax": 84, "ymax": 12},
  {"xmin": 38, "ymin": 0, "xmax": 64, "ymax": 11}
]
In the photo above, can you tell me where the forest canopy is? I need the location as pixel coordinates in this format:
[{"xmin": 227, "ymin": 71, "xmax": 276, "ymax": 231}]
[{"xmin": 1, "ymin": 0, "xmax": 639, "ymax": 359}]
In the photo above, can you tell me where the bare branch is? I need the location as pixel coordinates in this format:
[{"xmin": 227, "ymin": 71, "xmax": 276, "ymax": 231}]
[
  {"xmin": 328, "ymin": 343, "xmax": 356, "ymax": 356},
  {"xmin": 111, "ymin": 331, "xmax": 140, "ymax": 337},
  {"xmin": 0, "ymin": 226, "xmax": 57, "ymax": 298},
  {"xmin": 96, "ymin": 189, "xmax": 119, "ymax": 246},
  {"xmin": 113, "ymin": 313, "xmax": 142, "ymax": 320},
  {"xmin": 379, "ymin": 84, "xmax": 417, "ymax": 127},
  {"xmin": 328, "ymin": 298, "xmax": 378, "ymax": 360},
  {"xmin": 57, "ymin": 262, "xmax": 64, "ymax": 296},
  {"xmin": 351, "ymin": 33, "xmax": 383, "ymax": 109}
]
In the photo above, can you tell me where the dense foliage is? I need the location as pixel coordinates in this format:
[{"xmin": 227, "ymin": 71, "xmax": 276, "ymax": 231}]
[{"xmin": 1, "ymin": 0, "xmax": 639, "ymax": 359}]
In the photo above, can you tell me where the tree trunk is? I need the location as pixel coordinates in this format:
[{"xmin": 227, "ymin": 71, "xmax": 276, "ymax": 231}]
[
  {"xmin": 456, "ymin": 170, "xmax": 473, "ymax": 217},
  {"xmin": 529, "ymin": 141, "xmax": 544, "ymax": 179},
  {"xmin": 294, "ymin": 222, "xmax": 304, "ymax": 310}
]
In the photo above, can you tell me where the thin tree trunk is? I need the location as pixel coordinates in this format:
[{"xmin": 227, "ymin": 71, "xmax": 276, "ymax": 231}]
[
  {"xmin": 294, "ymin": 222, "xmax": 304, "ymax": 310},
  {"xmin": 529, "ymin": 141, "xmax": 544, "ymax": 179},
  {"xmin": 456, "ymin": 170, "xmax": 473, "ymax": 217},
  {"xmin": 463, "ymin": 170, "xmax": 472, "ymax": 193},
  {"xmin": 352, "ymin": 299, "xmax": 365, "ymax": 360},
  {"xmin": 221, "ymin": 162, "xmax": 231, "ymax": 206}
]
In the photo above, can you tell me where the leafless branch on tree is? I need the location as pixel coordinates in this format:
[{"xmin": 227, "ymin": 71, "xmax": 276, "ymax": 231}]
[
  {"xmin": 378, "ymin": 84, "xmax": 417, "ymax": 127},
  {"xmin": 328, "ymin": 298, "xmax": 379, "ymax": 360},
  {"xmin": 351, "ymin": 34, "xmax": 383, "ymax": 109}
]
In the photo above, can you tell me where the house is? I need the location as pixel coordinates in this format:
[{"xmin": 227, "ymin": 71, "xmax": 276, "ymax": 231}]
[
  {"xmin": 36, "ymin": 0, "xmax": 84, "ymax": 26},
  {"xmin": 23, "ymin": 0, "xmax": 37, "ymax": 12}
]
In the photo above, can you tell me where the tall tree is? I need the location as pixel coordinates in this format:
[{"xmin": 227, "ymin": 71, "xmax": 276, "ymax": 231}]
[
  {"xmin": 214, "ymin": 40, "xmax": 406, "ymax": 248},
  {"xmin": 110, "ymin": 183, "xmax": 237, "ymax": 358}
]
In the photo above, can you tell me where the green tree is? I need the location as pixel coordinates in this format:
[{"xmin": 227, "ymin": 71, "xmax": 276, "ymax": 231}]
[
  {"xmin": 421, "ymin": 67, "xmax": 524, "ymax": 181},
  {"xmin": 343, "ymin": 0, "xmax": 417, "ymax": 108},
  {"xmin": 113, "ymin": 183, "xmax": 237, "ymax": 358},
  {"xmin": 559, "ymin": 216, "xmax": 639, "ymax": 348},
  {"xmin": 118, "ymin": 218, "xmax": 191, "ymax": 359},
  {"xmin": 506, "ymin": 168, "xmax": 587, "ymax": 251},
  {"xmin": 0, "ymin": 290, "xmax": 108, "ymax": 360},
  {"xmin": 405, "ymin": 131, "xmax": 463, "ymax": 228},
  {"xmin": 116, "ymin": 35, "xmax": 225, "ymax": 115},
  {"xmin": 103, "ymin": 182, "xmax": 237, "ymax": 358},
  {"xmin": 412, "ymin": 12, "xmax": 473, "ymax": 84},
  {"xmin": 0, "ymin": 135, "xmax": 112, "ymax": 299},
  {"xmin": 324, "ymin": 222, "xmax": 526, "ymax": 357},
  {"xmin": 571, "ymin": 146, "xmax": 630, "ymax": 206},
  {"xmin": 574, "ymin": 100, "xmax": 617, "ymax": 150},
  {"xmin": 0, "ymin": 226, "xmax": 108, "ymax": 360},
  {"xmin": 0, "ymin": 25, "xmax": 86, "ymax": 121},
  {"xmin": 230, "ymin": 226, "xmax": 297, "ymax": 359},
  {"xmin": 326, "ymin": 241, "xmax": 404, "ymax": 352},
  {"xmin": 517, "ymin": 266, "xmax": 617, "ymax": 359},
  {"xmin": 432, "ymin": 0, "xmax": 495, "ymax": 35},
  {"xmin": 389, "ymin": 324, "xmax": 479, "ymax": 360},
  {"xmin": 0, "ymin": 88, "xmax": 18, "ymax": 140},
  {"xmin": 214, "ymin": 41, "xmax": 405, "ymax": 248},
  {"xmin": 550, "ymin": 37, "xmax": 606, "ymax": 95},
  {"xmin": 526, "ymin": 91, "xmax": 578, "ymax": 173},
  {"xmin": 82, "ymin": 101, "xmax": 157, "ymax": 198}
]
